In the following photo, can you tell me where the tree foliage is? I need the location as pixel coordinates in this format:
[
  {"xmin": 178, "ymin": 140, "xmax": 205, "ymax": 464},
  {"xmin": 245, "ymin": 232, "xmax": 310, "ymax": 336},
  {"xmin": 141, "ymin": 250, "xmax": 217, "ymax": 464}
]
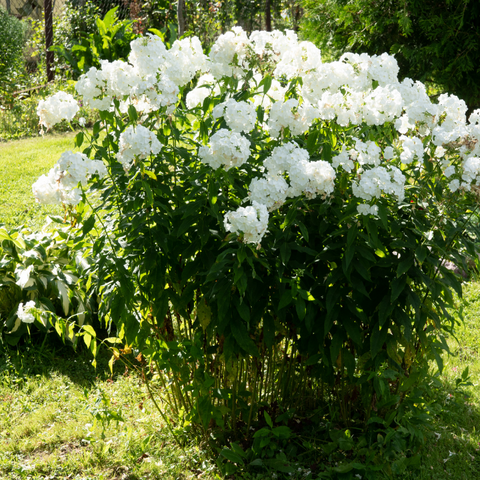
[{"xmin": 301, "ymin": 0, "xmax": 480, "ymax": 111}]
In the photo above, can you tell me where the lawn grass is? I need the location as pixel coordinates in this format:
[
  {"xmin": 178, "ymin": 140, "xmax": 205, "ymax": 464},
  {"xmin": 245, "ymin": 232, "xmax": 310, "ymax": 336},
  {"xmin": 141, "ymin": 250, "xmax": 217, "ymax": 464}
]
[
  {"xmin": 0, "ymin": 133, "xmax": 77, "ymax": 230},
  {"xmin": 0, "ymin": 341, "xmax": 219, "ymax": 480}
]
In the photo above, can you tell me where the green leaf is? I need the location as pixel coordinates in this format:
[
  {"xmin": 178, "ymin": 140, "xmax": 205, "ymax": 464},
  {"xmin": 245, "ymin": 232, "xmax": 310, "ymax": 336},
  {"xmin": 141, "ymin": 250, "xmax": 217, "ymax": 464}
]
[
  {"xmin": 128, "ymin": 105, "xmax": 138, "ymax": 122},
  {"xmin": 378, "ymin": 205, "xmax": 389, "ymax": 230},
  {"xmin": 197, "ymin": 299, "xmax": 212, "ymax": 330},
  {"xmin": 371, "ymin": 324, "xmax": 388, "ymax": 357},
  {"xmin": 391, "ymin": 276, "xmax": 406, "ymax": 303},
  {"xmin": 148, "ymin": 28, "xmax": 164, "ymax": 40},
  {"xmin": 397, "ymin": 256, "xmax": 413, "ymax": 277},
  {"xmin": 220, "ymin": 448, "xmax": 244, "ymax": 465},
  {"xmin": 235, "ymin": 299, "xmax": 250, "ymax": 322},
  {"xmin": 143, "ymin": 170, "xmax": 157, "ymax": 180},
  {"xmin": 415, "ymin": 245, "xmax": 427, "ymax": 264},
  {"xmin": 296, "ymin": 295, "xmax": 306, "ymax": 320},
  {"xmin": 0, "ymin": 228, "xmax": 25, "ymax": 249},
  {"xmin": 345, "ymin": 244, "xmax": 355, "ymax": 269},
  {"xmin": 278, "ymin": 289, "xmax": 292, "ymax": 310},
  {"xmin": 82, "ymin": 325, "xmax": 96, "ymax": 337},
  {"xmin": 260, "ymin": 74, "xmax": 272, "ymax": 94},
  {"xmin": 74, "ymin": 131, "xmax": 84, "ymax": 148},
  {"xmin": 82, "ymin": 215, "xmax": 95, "ymax": 236},
  {"xmin": 264, "ymin": 411, "xmax": 273, "ymax": 428},
  {"xmin": 142, "ymin": 181, "xmax": 153, "ymax": 206},
  {"xmin": 231, "ymin": 321, "xmax": 258, "ymax": 356},
  {"xmin": 347, "ymin": 224, "xmax": 357, "ymax": 247},
  {"xmin": 298, "ymin": 221, "xmax": 309, "ymax": 242}
]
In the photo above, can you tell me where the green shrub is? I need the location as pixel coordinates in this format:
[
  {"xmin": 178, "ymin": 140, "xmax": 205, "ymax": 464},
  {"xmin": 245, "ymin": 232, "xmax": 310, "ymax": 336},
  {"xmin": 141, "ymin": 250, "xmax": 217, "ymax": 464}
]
[
  {"xmin": 55, "ymin": 0, "xmax": 100, "ymax": 49},
  {"xmin": 52, "ymin": 7, "xmax": 139, "ymax": 79},
  {"xmin": 0, "ymin": 6, "xmax": 26, "ymax": 75},
  {"xmin": 0, "ymin": 6, "xmax": 28, "ymax": 101}
]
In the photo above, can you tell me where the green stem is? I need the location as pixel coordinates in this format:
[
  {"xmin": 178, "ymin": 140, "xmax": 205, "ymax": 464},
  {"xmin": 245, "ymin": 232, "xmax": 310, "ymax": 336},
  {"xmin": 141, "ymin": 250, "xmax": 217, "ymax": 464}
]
[{"xmin": 143, "ymin": 366, "xmax": 185, "ymax": 452}]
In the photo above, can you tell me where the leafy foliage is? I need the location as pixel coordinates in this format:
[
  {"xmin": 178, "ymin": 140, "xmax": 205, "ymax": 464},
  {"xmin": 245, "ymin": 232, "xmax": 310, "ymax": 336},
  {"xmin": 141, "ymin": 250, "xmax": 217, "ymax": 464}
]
[
  {"xmin": 300, "ymin": 0, "xmax": 480, "ymax": 110},
  {"xmin": 0, "ymin": 7, "xmax": 28, "ymax": 102},
  {"xmin": 52, "ymin": 7, "xmax": 139, "ymax": 79},
  {"xmin": 0, "ymin": 220, "xmax": 97, "ymax": 349}
]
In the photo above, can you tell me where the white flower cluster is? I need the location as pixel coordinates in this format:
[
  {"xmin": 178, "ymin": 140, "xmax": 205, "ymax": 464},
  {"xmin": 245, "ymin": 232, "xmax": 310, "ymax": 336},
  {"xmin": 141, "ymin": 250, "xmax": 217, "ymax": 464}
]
[
  {"xmin": 249, "ymin": 143, "xmax": 336, "ymax": 208},
  {"xmin": 267, "ymin": 99, "xmax": 318, "ymax": 138},
  {"xmin": 33, "ymin": 151, "xmax": 107, "ymax": 206},
  {"xmin": 212, "ymin": 99, "xmax": 257, "ymax": 133},
  {"xmin": 352, "ymin": 166, "xmax": 405, "ymax": 213},
  {"xmin": 17, "ymin": 301, "xmax": 37, "ymax": 324},
  {"xmin": 198, "ymin": 129, "xmax": 251, "ymax": 170},
  {"xmin": 230, "ymin": 142, "xmax": 335, "ymax": 241},
  {"xmin": 117, "ymin": 125, "xmax": 163, "ymax": 171},
  {"xmin": 224, "ymin": 201, "xmax": 269, "ymax": 244},
  {"xmin": 400, "ymin": 135, "xmax": 424, "ymax": 164},
  {"xmin": 74, "ymin": 34, "xmax": 207, "ymax": 114},
  {"xmin": 37, "ymin": 91, "xmax": 79, "ymax": 130},
  {"xmin": 34, "ymin": 27, "xmax": 480, "ymax": 242}
]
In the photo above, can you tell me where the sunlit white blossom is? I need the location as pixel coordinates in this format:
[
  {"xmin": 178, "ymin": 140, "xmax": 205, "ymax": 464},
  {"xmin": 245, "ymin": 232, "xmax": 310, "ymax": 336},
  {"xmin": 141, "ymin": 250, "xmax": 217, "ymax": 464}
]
[
  {"xmin": 198, "ymin": 129, "xmax": 250, "ymax": 170},
  {"xmin": 37, "ymin": 91, "xmax": 79, "ymax": 129},
  {"xmin": 224, "ymin": 201, "xmax": 269, "ymax": 244}
]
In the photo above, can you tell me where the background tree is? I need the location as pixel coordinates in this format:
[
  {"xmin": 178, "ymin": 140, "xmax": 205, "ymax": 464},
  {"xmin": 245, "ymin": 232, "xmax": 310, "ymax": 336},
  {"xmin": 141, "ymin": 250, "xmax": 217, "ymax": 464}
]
[{"xmin": 300, "ymin": 0, "xmax": 480, "ymax": 112}]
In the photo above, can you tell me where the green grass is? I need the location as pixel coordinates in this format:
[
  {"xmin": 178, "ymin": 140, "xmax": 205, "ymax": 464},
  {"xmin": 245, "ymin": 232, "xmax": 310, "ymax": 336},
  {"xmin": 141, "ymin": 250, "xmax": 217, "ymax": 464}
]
[
  {"xmin": 0, "ymin": 133, "xmax": 77, "ymax": 230},
  {"xmin": 0, "ymin": 341, "xmax": 219, "ymax": 480}
]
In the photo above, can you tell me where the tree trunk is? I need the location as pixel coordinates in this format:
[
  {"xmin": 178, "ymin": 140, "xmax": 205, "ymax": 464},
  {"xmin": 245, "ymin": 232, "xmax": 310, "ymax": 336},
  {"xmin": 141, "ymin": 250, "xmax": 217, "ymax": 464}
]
[
  {"xmin": 265, "ymin": 0, "xmax": 272, "ymax": 31},
  {"xmin": 177, "ymin": 0, "xmax": 186, "ymax": 37},
  {"xmin": 44, "ymin": 0, "xmax": 55, "ymax": 82}
]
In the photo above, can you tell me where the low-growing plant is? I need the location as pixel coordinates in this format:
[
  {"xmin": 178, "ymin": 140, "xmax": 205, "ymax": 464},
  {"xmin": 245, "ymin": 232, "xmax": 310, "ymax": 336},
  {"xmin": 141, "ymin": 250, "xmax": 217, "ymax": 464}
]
[
  {"xmin": 0, "ymin": 219, "xmax": 98, "ymax": 351},
  {"xmin": 29, "ymin": 26, "xmax": 480, "ymax": 477}
]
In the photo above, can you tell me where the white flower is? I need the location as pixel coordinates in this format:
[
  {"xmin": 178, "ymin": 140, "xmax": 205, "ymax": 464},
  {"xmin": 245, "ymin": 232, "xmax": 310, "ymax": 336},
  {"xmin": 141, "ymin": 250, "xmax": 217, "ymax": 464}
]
[
  {"xmin": 288, "ymin": 160, "xmax": 336, "ymax": 199},
  {"xmin": 224, "ymin": 201, "xmax": 269, "ymax": 244},
  {"xmin": 264, "ymin": 142, "xmax": 309, "ymax": 176},
  {"xmin": 212, "ymin": 98, "xmax": 257, "ymax": 133},
  {"xmin": 17, "ymin": 301, "xmax": 37, "ymax": 324},
  {"xmin": 449, "ymin": 178, "xmax": 460, "ymax": 192},
  {"xmin": 79, "ymin": 117, "xmax": 86, "ymax": 127},
  {"xmin": 267, "ymin": 99, "xmax": 318, "ymax": 138},
  {"xmin": 37, "ymin": 91, "xmax": 79, "ymax": 129},
  {"xmin": 444, "ymin": 165, "xmax": 455, "ymax": 178},
  {"xmin": 357, "ymin": 204, "xmax": 378, "ymax": 216},
  {"xmin": 249, "ymin": 175, "xmax": 289, "ymax": 210},
  {"xmin": 400, "ymin": 135, "xmax": 424, "ymax": 164},
  {"xmin": 117, "ymin": 125, "xmax": 163, "ymax": 171},
  {"xmin": 384, "ymin": 146, "xmax": 395, "ymax": 160},
  {"xmin": 434, "ymin": 146, "xmax": 446, "ymax": 158},
  {"xmin": 186, "ymin": 74, "xmax": 220, "ymax": 109},
  {"xmin": 198, "ymin": 129, "xmax": 250, "ymax": 170},
  {"xmin": 353, "ymin": 166, "xmax": 405, "ymax": 203},
  {"xmin": 332, "ymin": 146, "xmax": 355, "ymax": 172},
  {"xmin": 462, "ymin": 156, "xmax": 480, "ymax": 184},
  {"xmin": 32, "ymin": 151, "xmax": 107, "ymax": 206}
]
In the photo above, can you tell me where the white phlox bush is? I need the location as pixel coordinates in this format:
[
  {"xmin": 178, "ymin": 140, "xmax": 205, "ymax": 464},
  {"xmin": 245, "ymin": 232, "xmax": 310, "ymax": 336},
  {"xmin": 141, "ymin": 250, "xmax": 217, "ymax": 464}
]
[{"xmin": 34, "ymin": 27, "xmax": 480, "ymax": 244}]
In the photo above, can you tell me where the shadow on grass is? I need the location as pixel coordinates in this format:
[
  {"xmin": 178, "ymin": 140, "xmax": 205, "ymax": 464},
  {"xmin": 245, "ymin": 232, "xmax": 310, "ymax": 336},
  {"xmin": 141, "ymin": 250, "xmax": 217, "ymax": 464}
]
[{"xmin": 0, "ymin": 331, "xmax": 130, "ymax": 387}]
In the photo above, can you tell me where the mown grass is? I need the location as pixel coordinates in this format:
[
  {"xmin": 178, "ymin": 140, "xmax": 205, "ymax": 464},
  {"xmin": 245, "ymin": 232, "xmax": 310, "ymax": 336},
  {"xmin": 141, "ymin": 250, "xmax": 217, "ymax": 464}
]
[{"xmin": 0, "ymin": 341, "xmax": 219, "ymax": 480}]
